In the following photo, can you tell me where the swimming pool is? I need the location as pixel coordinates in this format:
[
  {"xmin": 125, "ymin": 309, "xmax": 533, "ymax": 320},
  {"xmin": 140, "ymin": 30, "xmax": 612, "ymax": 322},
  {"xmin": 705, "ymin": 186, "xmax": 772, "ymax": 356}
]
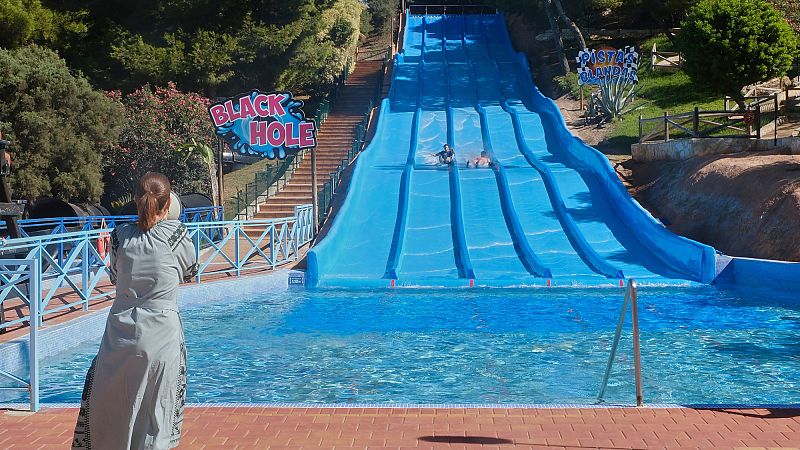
[{"xmin": 10, "ymin": 286, "xmax": 800, "ymax": 405}]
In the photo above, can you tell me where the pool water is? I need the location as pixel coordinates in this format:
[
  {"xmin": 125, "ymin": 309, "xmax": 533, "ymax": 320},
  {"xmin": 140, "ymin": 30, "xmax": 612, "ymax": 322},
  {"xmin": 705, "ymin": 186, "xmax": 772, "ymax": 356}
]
[{"xmin": 15, "ymin": 286, "xmax": 800, "ymax": 405}]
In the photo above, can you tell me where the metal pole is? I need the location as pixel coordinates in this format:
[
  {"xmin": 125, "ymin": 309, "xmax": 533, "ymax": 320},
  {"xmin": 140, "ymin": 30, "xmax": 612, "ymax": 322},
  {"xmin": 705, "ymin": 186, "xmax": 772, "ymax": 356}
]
[
  {"xmin": 217, "ymin": 138, "xmax": 225, "ymax": 211},
  {"xmin": 663, "ymin": 111, "xmax": 669, "ymax": 141},
  {"xmin": 311, "ymin": 145, "xmax": 319, "ymax": 235},
  {"xmin": 693, "ymin": 106, "xmax": 699, "ymax": 137},
  {"xmin": 29, "ymin": 258, "xmax": 40, "ymax": 412},
  {"xmin": 630, "ymin": 280, "xmax": 643, "ymax": 407},
  {"xmin": 598, "ymin": 283, "xmax": 632, "ymax": 402}
]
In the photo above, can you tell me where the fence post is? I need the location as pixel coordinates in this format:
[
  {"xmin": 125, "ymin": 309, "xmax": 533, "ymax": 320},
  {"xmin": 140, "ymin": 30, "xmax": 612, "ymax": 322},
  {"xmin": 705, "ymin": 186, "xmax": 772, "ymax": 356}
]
[
  {"xmin": 638, "ymin": 114, "xmax": 643, "ymax": 143},
  {"xmin": 785, "ymin": 83, "xmax": 790, "ymax": 115},
  {"xmin": 270, "ymin": 225, "xmax": 276, "ymax": 269},
  {"xmin": 755, "ymin": 105, "xmax": 761, "ymax": 140},
  {"xmin": 775, "ymin": 94, "xmax": 779, "ymax": 146},
  {"xmin": 693, "ymin": 107, "xmax": 699, "ymax": 137},
  {"xmin": 29, "ymin": 258, "xmax": 40, "ymax": 412},
  {"xmin": 235, "ymin": 223, "xmax": 241, "ymax": 277},
  {"xmin": 81, "ymin": 239, "xmax": 89, "ymax": 310},
  {"xmin": 663, "ymin": 111, "xmax": 669, "ymax": 141},
  {"xmin": 193, "ymin": 230, "xmax": 201, "ymax": 283}
]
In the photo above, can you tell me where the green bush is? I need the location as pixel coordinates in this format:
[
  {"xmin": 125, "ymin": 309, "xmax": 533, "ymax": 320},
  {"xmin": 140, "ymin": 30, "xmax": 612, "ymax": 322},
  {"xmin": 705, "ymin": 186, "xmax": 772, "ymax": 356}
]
[
  {"xmin": 0, "ymin": 45, "xmax": 124, "ymax": 204},
  {"xmin": 678, "ymin": 0, "xmax": 797, "ymax": 107}
]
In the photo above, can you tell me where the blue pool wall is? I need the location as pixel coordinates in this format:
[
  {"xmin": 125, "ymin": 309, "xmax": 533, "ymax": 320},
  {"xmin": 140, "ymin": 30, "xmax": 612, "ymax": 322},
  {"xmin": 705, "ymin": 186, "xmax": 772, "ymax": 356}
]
[
  {"xmin": 0, "ymin": 270, "xmax": 290, "ymax": 386},
  {"xmin": 715, "ymin": 256, "xmax": 800, "ymax": 290}
]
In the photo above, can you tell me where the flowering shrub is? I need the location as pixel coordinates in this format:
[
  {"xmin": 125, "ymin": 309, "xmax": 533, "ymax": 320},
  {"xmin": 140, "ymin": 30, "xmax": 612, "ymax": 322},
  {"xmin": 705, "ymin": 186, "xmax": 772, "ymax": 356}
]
[{"xmin": 103, "ymin": 83, "xmax": 216, "ymax": 207}]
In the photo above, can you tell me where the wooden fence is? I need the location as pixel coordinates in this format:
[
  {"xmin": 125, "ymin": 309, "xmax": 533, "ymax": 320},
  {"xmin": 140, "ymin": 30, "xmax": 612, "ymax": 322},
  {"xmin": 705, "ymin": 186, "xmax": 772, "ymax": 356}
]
[
  {"xmin": 639, "ymin": 94, "xmax": 781, "ymax": 144},
  {"xmin": 651, "ymin": 42, "xmax": 682, "ymax": 72}
]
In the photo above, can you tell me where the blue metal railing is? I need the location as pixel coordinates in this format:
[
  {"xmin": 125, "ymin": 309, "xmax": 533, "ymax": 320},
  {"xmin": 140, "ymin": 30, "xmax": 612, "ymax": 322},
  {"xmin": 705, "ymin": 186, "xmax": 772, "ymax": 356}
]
[
  {"xmin": 1, "ymin": 206, "xmax": 224, "ymax": 239},
  {"xmin": 0, "ymin": 204, "xmax": 312, "ymax": 411}
]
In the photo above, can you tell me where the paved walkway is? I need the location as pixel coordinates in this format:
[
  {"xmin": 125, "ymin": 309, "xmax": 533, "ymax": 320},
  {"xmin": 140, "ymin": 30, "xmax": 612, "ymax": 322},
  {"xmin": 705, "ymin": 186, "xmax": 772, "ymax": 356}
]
[{"xmin": 1, "ymin": 406, "xmax": 799, "ymax": 449}]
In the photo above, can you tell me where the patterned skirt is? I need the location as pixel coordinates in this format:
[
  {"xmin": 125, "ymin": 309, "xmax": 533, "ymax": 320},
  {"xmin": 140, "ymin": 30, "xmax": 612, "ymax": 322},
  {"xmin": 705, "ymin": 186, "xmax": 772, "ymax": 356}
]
[{"xmin": 72, "ymin": 309, "xmax": 187, "ymax": 450}]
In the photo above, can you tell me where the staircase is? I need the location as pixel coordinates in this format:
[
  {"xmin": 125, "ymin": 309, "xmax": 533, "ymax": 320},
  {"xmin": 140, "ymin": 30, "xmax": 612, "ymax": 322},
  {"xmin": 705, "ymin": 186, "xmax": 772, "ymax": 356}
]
[{"xmin": 254, "ymin": 60, "xmax": 385, "ymax": 220}]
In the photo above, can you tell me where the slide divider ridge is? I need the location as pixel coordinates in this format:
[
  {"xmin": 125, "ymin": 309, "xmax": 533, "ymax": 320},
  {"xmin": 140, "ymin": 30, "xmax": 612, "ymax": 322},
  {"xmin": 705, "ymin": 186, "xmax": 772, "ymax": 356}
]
[
  {"xmin": 474, "ymin": 103, "xmax": 553, "ymax": 279},
  {"xmin": 502, "ymin": 100, "xmax": 624, "ymax": 279}
]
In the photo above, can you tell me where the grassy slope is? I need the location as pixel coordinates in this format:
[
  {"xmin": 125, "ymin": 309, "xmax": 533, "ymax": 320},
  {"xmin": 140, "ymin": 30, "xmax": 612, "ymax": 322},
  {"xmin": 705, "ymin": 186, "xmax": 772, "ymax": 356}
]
[
  {"xmin": 563, "ymin": 36, "xmax": 725, "ymax": 150},
  {"xmin": 222, "ymin": 158, "xmax": 279, "ymax": 219}
]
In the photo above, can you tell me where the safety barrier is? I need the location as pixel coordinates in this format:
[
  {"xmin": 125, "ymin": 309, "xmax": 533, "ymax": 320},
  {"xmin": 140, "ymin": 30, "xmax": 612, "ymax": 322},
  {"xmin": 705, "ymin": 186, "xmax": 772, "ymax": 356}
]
[
  {"xmin": 1, "ymin": 206, "xmax": 223, "ymax": 239},
  {"xmin": 0, "ymin": 204, "xmax": 313, "ymax": 411}
]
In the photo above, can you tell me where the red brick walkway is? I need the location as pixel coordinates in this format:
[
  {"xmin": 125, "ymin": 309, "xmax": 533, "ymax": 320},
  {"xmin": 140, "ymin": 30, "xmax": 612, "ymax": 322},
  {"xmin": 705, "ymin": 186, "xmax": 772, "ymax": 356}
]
[{"xmin": 1, "ymin": 406, "xmax": 799, "ymax": 449}]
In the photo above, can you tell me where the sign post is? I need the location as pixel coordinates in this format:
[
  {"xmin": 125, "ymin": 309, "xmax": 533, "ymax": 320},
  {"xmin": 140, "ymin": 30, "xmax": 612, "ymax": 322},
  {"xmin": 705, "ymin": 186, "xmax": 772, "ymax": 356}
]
[{"xmin": 216, "ymin": 137, "xmax": 224, "ymax": 217}]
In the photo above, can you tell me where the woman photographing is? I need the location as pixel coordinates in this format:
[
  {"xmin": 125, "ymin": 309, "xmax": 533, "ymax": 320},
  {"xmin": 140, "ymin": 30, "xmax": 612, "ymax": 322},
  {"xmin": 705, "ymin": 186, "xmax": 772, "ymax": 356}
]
[{"xmin": 72, "ymin": 172, "xmax": 198, "ymax": 449}]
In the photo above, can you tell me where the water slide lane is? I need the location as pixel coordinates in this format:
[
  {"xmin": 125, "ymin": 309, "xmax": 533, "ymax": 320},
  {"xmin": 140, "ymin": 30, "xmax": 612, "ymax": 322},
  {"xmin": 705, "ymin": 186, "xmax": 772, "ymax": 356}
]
[
  {"xmin": 396, "ymin": 57, "xmax": 462, "ymax": 282},
  {"xmin": 484, "ymin": 21, "xmax": 684, "ymax": 281},
  {"xmin": 447, "ymin": 24, "xmax": 543, "ymax": 283},
  {"xmin": 469, "ymin": 56, "xmax": 625, "ymax": 282},
  {"xmin": 305, "ymin": 102, "xmax": 411, "ymax": 286}
]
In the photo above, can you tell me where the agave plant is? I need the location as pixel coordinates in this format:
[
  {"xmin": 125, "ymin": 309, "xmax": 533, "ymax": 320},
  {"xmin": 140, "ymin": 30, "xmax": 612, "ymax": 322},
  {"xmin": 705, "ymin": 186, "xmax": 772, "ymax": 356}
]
[
  {"xmin": 110, "ymin": 194, "xmax": 133, "ymax": 212},
  {"xmin": 596, "ymin": 75, "xmax": 639, "ymax": 121}
]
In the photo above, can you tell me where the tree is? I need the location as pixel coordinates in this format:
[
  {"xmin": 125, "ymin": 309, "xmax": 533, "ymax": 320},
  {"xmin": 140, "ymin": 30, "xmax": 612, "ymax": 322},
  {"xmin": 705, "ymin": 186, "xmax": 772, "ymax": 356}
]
[
  {"xmin": 552, "ymin": 0, "xmax": 586, "ymax": 50},
  {"xmin": 0, "ymin": 0, "xmax": 56, "ymax": 48},
  {"xmin": 103, "ymin": 83, "xmax": 214, "ymax": 207},
  {"xmin": 0, "ymin": 45, "xmax": 124, "ymax": 204},
  {"xmin": 277, "ymin": 0, "xmax": 363, "ymax": 96},
  {"xmin": 543, "ymin": 0, "xmax": 571, "ymax": 75},
  {"xmin": 677, "ymin": 0, "xmax": 797, "ymax": 109}
]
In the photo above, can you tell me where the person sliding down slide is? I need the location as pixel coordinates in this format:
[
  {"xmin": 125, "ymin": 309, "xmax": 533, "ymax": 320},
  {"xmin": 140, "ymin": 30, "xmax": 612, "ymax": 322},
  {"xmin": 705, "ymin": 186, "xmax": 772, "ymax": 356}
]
[
  {"xmin": 432, "ymin": 144, "xmax": 455, "ymax": 165},
  {"xmin": 467, "ymin": 151, "xmax": 493, "ymax": 168}
]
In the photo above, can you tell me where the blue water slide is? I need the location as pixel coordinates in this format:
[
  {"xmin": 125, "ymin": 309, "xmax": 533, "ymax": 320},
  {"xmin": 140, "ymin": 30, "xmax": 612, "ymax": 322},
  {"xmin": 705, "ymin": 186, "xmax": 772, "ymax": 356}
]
[
  {"xmin": 306, "ymin": 13, "xmax": 717, "ymax": 287},
  {"xmin": 492, "ymin": 15, "xmax": 714, "ymax": 282}
]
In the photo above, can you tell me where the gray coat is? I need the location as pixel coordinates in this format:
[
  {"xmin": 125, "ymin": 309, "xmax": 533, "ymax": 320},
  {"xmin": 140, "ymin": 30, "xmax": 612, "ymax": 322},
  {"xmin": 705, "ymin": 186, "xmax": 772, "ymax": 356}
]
[{"xmin": 73, "ymin": 220, "xmax": 197, "ymax": 450}]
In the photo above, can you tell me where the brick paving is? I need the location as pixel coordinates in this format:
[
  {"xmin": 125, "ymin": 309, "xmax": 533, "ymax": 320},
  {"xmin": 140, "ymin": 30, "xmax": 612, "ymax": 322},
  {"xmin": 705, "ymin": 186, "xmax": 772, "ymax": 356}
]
[{"xmin": 1, "ymin": 406, "xmax": 799, "ymax": 449}]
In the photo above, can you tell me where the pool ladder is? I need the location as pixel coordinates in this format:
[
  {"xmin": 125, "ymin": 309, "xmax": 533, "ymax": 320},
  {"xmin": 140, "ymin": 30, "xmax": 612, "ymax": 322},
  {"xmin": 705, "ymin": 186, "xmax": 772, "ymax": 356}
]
[{"xmin": 598, "ymin": 279, "xmax": 643, "ymax": 406}]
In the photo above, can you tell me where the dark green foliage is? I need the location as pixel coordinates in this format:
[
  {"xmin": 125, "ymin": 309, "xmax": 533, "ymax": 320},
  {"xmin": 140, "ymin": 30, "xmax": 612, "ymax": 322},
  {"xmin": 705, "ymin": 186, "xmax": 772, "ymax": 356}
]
[
  {"xmin": 277, "ymin": 0, "xmax": 362, "ymax": 96},
  {"xmin": 366, "ymin": 0, "xmax": 398, "ymax": 32},
  {"xmin": 677, "ymin": 0, "xmax": 797, "ymax": 104},
  {"xmin": 330, "ymin": 17, "xmax": 355, "ymax": 47},
  {"xmin": 0, "ymin": 46, "xmax": 125, "ymax": 204},
  {"xmin": 38, "ymin": 0, "xmax": 363, "ymax": 97},
  {"xmin": 0, "ymin": 0, "xmax": 56, "ymax": 47}
]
